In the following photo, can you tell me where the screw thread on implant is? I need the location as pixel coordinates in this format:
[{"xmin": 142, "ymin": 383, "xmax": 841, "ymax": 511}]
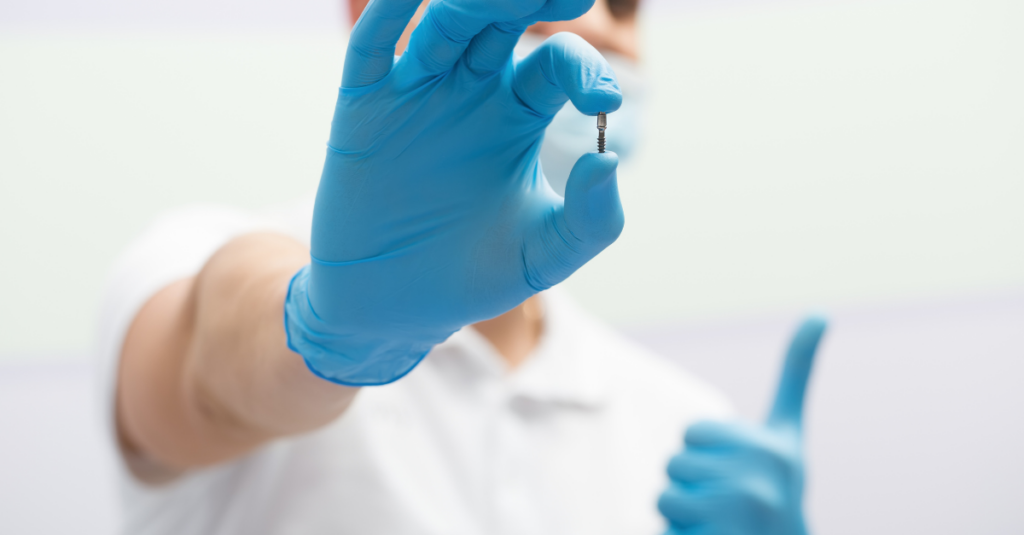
[{"xmin": 596, "ymin": 112, "xmax": 607, "ymax": 153}]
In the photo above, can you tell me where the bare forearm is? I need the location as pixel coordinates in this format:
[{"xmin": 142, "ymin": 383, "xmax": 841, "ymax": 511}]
[
  {"xmin": 118, "ymin": 232, "xmax": 357, "ymax": 478},
  {"xmin": 188, "ymin": 233, "xmax": 357, "ymax": 437}
]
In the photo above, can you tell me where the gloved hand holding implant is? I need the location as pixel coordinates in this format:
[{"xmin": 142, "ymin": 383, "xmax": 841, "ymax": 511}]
[
  {"xmin": 659, "ymin": 318, "xmax": 828, "ymax": 535},
  {"xmin": 285, "ymin": 0, "xmax": 625, "ymax": 385}
]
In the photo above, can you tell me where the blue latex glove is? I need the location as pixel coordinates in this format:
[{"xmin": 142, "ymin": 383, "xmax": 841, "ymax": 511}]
[
  {"xmin": 284, "ymin": 0, "xmax": 624, "ymax": 385},
  {"xmin": 658, "ymin": 317, "xmax": 828, "ymax": 535}
]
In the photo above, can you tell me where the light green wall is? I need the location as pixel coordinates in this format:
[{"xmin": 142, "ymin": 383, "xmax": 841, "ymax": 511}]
[
  {"xmin": 1, "ymin": 0, "xmax": 1022, "ymax": 360},
  {"xmin": 568, "ymin": 0, "xmax": 1024, "ymax": 324}
]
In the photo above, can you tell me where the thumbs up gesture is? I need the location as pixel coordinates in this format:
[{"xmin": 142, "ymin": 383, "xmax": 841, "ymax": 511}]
[{"xmin": 657, "ymin": 318, "xmax": 828, "ymax": 535}]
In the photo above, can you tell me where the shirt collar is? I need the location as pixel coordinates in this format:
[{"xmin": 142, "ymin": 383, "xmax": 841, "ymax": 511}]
[{"xmin": 434, "ymin": 289, "xmax": 613, "ymax": 410}]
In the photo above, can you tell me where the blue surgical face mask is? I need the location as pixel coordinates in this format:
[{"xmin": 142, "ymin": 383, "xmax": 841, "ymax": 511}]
[{"xmin": 516, "ymin": 34, "xmax": 646, "ymax": 196}]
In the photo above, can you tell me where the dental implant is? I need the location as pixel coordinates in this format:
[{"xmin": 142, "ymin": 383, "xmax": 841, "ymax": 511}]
[{"xmin": 596, "ymin": 112, "xmax": 607, "ymax": 153}]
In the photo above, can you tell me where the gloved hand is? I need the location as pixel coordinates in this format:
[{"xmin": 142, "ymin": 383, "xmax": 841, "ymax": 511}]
[
  {"xmin": 658, "ymin": 317, "xmax": 828, "ymax": 535},
  {"xmin": 284, "ymin": 0, "xmax": 624, "ymax": 385}
]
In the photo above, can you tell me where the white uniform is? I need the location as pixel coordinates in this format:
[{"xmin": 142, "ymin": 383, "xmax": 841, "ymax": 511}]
[{"xmin": 96, "ymin": 197, "xmax": 732, "ymax": 535}]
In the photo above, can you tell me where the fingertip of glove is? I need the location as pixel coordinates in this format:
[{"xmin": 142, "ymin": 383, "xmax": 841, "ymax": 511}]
[
  {"xmin": 575, "ymin": 85, "xmax": 622, "ymax": 115},
  {"xmin": 573, "ymin": 151, "xmax": 619, "ymax": 178},
  {"xmin": 800, "ymin": 315, "xmax": 829, "ymax": 335}
]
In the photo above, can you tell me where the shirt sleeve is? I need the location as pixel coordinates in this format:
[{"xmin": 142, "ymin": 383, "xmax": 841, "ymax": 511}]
[{"xmin": 92, "ymin": 204, "xmax": 270, "ymax": 461}]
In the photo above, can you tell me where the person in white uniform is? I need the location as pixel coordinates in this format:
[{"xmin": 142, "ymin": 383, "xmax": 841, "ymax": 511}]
[{"xmin": 98, "ymin": 0, "xmax": 825, "ymax": 534}]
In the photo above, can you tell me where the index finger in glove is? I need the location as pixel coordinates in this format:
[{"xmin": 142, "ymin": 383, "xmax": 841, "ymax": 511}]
[
  {"xmin": 667, "ymin": 451, "xmax": 735, "ymax": 484},
  {"xmin": 684, "ymin": 421, "xmax": 765, "ymax": 451},
  {"xmin": 512, "ymin": 32, "xmax": 622, "ymax": 117}
]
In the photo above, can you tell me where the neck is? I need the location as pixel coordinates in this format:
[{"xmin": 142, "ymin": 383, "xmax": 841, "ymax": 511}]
[{"xmin": 471, "ymin": 296, "xmax": 544, "ymax": 370}]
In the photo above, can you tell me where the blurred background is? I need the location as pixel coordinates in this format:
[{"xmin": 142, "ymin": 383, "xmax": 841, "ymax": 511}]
[{"xmin": 1, "ymin": 0, "xmax": 1022, "ymax": 533}]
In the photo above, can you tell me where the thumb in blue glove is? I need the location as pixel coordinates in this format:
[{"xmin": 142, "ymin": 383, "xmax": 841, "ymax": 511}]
[{"xmin": 658, "ymin": 317, "xmax": 828, "ymax": 535}]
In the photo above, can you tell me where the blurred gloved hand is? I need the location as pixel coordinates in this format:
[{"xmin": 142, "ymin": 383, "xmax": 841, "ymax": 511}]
[
  {"xmin": 284, "ymin": 0, "xmax": 624, "ymax": 385},
  {"xmin": 658, "ymin": 318, "xmax": 828, "ymax": 535}
]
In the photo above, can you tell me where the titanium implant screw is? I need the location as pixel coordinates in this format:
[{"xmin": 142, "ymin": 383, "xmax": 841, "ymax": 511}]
[{"xmin": 596, "ymin": 112, "xmax": 607, "ymax": 153}]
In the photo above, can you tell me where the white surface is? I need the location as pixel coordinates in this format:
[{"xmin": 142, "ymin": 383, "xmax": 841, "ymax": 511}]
[
  {"xmin": 2, "ymin": 0, "xmax": 1023, "ymax": 359},
  {"xmin": 0, "ymin": 364, "xmax": 120, "ymax": 534},
  {"xmin": 2, "ymin": 293, "xmax": 1022, "ymax": 534}
]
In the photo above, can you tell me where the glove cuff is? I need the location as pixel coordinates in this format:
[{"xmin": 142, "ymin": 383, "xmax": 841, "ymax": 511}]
[{"xmin": 283, "ymin": 265, "xmax": 434, "ymax": 386}]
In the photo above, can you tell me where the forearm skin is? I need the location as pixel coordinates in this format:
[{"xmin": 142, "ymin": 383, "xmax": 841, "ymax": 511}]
[{"xmin": 117, "ymin": 232, "xmax": 358, "ymax": 482}]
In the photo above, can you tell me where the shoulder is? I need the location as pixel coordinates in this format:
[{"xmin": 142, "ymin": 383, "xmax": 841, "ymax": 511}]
[
  {"xmin": 98, "ymin": 199, "xmax": 312, "ymax": 340},
  {"xmin": 97, "ymin": 204, "xmax": 265, "ymax": 345},
  {"xmin": 110, "ymin": 194, "xmax": 313, "ymax": 285}
]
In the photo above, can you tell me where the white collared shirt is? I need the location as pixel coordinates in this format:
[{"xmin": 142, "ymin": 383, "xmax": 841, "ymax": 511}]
[{"xmin": 96, "ymin": 201, "xmax": 732, "ymax": 535}]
